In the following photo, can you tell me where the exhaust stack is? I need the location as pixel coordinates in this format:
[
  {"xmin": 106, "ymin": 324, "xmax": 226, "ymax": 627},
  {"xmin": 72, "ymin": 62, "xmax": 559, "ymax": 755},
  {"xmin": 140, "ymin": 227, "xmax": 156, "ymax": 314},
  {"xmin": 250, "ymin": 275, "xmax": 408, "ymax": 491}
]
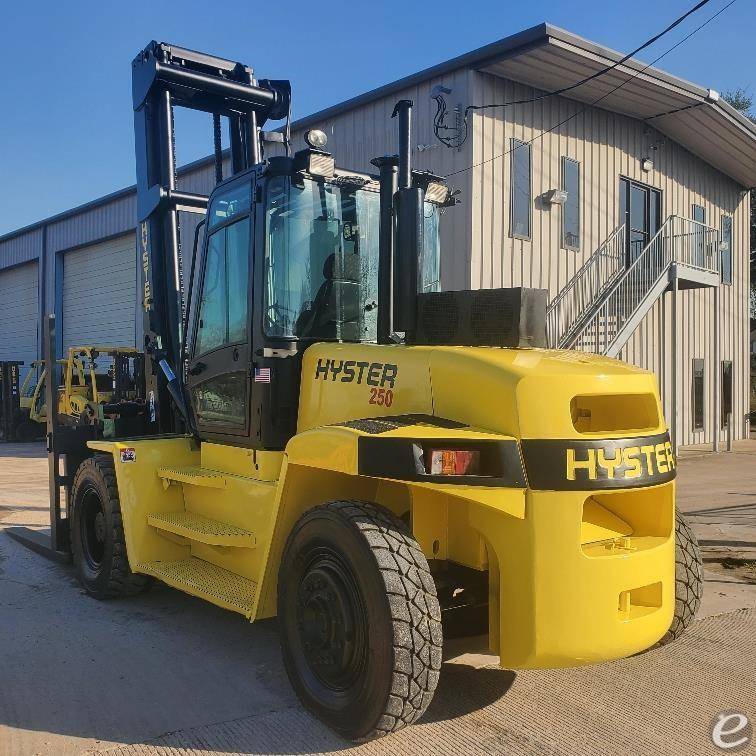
[{"xmin": 391, "ymin": 100, "xmax": 423, "ymax": 336}]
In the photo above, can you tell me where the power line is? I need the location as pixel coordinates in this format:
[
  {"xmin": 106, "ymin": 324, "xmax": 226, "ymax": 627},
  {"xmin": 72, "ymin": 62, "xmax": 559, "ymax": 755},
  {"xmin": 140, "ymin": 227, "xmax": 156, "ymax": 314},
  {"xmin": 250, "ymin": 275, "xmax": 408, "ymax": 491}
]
[
  {"xmin": 470, "ymin": 0, "xmax": 713, "ymax": 114},
  {"xmin": 434, "ymin": 0, "xmax": 716, "ymax": 148},
  {"xmin": 644, "ymin": 101, "xmax": 706, "ymax": 121},
  {"xmin": 444, "ymin": 0, "xmax": 739, "ymax": 178}
]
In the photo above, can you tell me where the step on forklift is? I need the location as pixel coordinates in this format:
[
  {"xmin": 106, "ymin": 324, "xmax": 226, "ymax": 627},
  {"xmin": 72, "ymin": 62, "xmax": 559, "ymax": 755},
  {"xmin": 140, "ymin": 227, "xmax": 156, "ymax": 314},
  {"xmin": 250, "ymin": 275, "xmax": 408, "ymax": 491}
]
[{"xmin": 8, "ymin": 41, "xmax": 703, "ymax": 741}]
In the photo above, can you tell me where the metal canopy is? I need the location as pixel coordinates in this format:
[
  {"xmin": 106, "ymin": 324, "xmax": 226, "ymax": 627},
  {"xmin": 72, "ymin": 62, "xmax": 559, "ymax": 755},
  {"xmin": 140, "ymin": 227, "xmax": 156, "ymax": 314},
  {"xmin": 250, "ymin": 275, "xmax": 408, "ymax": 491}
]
[{"xmin": 476, "ymin": 25, "xmax": 756, "ymax": 188}]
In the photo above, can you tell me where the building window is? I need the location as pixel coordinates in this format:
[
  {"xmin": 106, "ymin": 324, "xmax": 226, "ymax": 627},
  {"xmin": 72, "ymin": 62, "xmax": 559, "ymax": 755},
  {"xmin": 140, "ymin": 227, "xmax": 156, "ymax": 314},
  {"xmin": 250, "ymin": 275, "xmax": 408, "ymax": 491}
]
[
  {"xmin": 692, "ymin": 358, "xmax": 705, "ymax": 432},
  {"xmin": 561, "ymin": 157, "xmax": 580, "ymax": 250},
  {"xmin": 510, "ymin": 140, "xmax": 531, "ymax": 240},
  {"xmin": 721, "ymin": 360, "xmax": 733, "ymax": 429},
  {"xmin": 692, "ymin": 204, "xmax": 705, "ymax": 224},
  {"xmin": 721, "ymin": 215, "xmax": 732, "ymax": 285}
]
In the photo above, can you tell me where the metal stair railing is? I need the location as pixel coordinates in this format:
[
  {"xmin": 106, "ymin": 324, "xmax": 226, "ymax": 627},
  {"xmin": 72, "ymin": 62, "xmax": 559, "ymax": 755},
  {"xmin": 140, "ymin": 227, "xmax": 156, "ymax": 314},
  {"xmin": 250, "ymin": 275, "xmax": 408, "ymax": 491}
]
[
  {"xmin": 567, "ymin": 215, "xmax": 719, "ymax": 355},
  {"xmin": 546, "ymin": 224, "xmax": 625, "ymax": 347}
]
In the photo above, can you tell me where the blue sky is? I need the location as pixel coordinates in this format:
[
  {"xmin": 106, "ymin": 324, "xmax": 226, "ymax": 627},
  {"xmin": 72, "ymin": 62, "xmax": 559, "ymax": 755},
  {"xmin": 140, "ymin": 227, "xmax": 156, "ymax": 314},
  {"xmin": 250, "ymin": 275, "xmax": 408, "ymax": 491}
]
[{"xmin": 0, "ymin": 0, "xmax": 752, "ymax": 235}]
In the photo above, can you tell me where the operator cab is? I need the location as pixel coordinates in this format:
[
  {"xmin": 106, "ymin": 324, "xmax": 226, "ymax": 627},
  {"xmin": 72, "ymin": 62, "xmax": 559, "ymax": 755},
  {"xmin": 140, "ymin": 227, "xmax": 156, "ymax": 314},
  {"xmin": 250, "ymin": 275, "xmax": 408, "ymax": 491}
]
[{"xmin": 185, "ymin": 142, "xmax": 443, "ymax": 449}]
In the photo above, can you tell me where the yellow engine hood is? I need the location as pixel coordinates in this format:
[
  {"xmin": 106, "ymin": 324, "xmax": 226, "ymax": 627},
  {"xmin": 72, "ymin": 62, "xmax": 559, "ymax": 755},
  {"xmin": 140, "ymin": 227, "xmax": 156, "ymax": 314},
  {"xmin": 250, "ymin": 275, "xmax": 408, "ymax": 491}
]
[{"xmin": 296, "ymin": 343, "xmax": 664, "ymax": 440}]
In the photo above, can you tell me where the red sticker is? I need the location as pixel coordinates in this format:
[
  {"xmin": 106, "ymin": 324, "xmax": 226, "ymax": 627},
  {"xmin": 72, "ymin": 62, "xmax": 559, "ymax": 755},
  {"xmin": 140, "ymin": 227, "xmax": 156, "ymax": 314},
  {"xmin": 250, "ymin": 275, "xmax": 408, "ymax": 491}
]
[{"xmin": 120, "ymin": 447, "xmax": 136, "ymax": 463}]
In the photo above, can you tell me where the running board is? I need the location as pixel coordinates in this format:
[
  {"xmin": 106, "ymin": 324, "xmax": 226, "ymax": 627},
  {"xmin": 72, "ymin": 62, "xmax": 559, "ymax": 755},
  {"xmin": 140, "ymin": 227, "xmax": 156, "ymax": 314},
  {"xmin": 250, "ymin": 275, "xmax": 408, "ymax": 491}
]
[
  {"xmin": 135, "ymin": 557, "xmax": 257, "ymax": 617},
  {"xmin": 4, "ymin": 527, "xmax": 72, "ymax": 564}
]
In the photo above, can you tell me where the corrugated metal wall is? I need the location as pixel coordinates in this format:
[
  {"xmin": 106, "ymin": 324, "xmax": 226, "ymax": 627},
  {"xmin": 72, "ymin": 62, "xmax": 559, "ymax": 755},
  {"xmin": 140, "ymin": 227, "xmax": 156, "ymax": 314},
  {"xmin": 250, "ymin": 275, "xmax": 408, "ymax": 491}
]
[
  {"xmin": 0, "ymin": 227, "xmax": 43, "ymax": 269},
  {"xmin": 0, "ymin": 261, "xmax": 39, "ymax": 375},
  {"xmin": 470, "ymin": 71, "xmax": 750, "ymax": 446}
]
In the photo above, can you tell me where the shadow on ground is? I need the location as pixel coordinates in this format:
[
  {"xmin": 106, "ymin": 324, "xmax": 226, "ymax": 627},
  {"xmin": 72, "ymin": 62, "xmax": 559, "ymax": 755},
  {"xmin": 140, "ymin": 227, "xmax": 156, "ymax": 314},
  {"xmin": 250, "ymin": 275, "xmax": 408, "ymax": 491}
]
[{"xmin": 0, "ymin": 529, "xmax": 516, "ymax": 755}]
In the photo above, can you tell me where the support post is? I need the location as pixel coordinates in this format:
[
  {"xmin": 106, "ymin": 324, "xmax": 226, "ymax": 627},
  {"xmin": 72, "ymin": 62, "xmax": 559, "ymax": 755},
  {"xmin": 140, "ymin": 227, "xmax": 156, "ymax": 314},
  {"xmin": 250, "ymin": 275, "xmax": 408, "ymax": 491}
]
[
  {"xmin": 671, "ymin": 271, "xmax": 679, "ymax": 455},
  {"xmin": 713, "ymin": 285, "xmax": 720, "ymax": 452}
]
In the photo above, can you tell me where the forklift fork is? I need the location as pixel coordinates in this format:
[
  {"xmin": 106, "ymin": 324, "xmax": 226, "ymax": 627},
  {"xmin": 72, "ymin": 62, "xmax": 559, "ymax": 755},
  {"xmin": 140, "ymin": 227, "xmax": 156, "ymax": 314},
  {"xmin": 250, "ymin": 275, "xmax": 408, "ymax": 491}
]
[{"xmin": 6, "ymin": 314, "xmax": 73, "ymax": 563}]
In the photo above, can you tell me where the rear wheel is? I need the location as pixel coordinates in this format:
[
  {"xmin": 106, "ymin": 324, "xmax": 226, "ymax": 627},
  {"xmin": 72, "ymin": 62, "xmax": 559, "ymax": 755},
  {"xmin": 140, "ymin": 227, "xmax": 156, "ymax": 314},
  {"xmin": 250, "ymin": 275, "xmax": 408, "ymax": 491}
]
[
  {"xmin": 657, "ymin": 510, "xmax": 703, "ymax": 646},
  {"xmin": 278, "ymin": 500, "xmax": 442, "ymax": 741},
  {"xmin": 70, "ymin": 454, "xmax": 151, "ymax": 599}
]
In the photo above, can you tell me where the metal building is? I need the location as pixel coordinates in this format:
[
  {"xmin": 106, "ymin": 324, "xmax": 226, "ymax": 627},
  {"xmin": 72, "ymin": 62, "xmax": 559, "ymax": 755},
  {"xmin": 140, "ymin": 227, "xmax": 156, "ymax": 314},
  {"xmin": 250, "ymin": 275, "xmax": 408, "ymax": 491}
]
[{"xmin": 1, "ymin": 23, "xmax": 754, "ymax": 449}]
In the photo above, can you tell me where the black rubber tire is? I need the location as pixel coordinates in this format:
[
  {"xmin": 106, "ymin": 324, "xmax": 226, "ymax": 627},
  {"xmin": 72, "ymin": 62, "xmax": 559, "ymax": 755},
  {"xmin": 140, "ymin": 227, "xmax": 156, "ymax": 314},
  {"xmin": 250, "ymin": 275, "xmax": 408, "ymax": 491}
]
[
  {"xmin": 278, "ymin": 500, "xmax": 442, "ymax": 741},
  {"xmin": 657, "ymin": 510, "xmax": 703, "ymax": 646},
  {"xmin": 70, "ymin": 454, "xmax": 152, "ymax": 599}
]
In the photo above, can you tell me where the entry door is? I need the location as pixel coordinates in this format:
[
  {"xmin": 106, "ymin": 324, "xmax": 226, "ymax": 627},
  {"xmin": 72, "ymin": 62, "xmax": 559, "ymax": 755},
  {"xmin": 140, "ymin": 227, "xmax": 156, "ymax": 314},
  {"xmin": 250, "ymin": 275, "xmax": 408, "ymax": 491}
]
[
  {"xmin": 186, "ymin": 179, "xmax": 253, "ymax": 439},
  {"xmin": 619, "ymin": 178, "xmax": 662, "ymax": 265}
]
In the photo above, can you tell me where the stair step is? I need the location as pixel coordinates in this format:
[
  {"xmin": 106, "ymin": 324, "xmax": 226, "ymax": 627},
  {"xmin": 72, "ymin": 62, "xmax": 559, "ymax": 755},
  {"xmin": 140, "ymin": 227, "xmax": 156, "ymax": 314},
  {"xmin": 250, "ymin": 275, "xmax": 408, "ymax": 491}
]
[
  {"xmin": 158, "ymin": 466, "xmax": 227, "ymax": 489},
  {"xmin": 147, "ymin": 511, "xmax": 256, "ymax": 547},
  {"xmin": 136, "ymin": 557, "xmax": 257, "ymax": 617}
]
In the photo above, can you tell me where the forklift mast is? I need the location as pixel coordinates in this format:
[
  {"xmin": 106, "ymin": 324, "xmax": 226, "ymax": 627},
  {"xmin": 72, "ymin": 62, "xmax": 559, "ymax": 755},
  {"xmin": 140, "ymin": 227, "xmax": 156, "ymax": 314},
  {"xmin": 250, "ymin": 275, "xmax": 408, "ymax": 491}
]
[{"xmin": 131, "ymin": 41, "xmax": 291, "ymax": 433}]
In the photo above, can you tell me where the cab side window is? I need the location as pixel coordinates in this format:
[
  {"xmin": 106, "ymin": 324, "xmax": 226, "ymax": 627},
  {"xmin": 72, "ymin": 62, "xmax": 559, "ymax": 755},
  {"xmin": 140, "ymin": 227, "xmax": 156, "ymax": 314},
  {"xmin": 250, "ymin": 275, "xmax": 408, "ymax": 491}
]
[
  {"xmin": 189, "ymin": 181, "xmax": 252, "ymax": 432},
  {"xmin": 194, "ymin": 217, "xmax": 250, "ymax": 357}
]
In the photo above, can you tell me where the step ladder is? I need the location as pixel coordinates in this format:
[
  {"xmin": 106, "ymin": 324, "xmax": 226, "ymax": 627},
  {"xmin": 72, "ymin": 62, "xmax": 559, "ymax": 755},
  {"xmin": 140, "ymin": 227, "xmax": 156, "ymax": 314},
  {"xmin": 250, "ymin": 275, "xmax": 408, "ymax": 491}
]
[{"xmin": 139, "ymin": 465, "xmax": 260, "ymax": 618}]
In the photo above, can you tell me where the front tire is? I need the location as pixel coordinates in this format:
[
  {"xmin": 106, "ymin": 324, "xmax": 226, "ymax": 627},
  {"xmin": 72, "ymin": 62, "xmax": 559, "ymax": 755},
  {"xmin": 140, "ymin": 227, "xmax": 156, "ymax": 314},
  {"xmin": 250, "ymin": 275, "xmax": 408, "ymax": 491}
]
[
  {"xmin": 70, "ymin": 454, "xmax": 152, "ymax": 599},
  {"xmin": 278, "ymin": 501, "xmax": 442, "ymax": 741},
  {"xmin": 657, "ymin": 510, "xmax": 703, "ymax": 646}
]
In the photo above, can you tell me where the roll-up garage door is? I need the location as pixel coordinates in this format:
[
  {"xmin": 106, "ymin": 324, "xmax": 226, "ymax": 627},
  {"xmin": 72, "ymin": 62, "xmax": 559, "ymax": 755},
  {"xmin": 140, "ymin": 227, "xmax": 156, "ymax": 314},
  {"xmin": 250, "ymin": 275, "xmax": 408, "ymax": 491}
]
[
  {"xmin": 0, "ymin": 261, "xmax": 39, "ymax": 375},
  {"xmin": 62, "ymin": 234, "xmax": 137, "ymax": 352}
]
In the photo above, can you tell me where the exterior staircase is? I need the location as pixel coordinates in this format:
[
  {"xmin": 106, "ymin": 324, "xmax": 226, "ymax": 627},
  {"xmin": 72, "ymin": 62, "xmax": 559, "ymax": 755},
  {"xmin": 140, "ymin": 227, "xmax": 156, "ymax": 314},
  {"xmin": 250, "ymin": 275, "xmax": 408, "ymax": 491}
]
[{"xmin": 547, "ymin": 215, "xmax": 720, "ymax": 357}]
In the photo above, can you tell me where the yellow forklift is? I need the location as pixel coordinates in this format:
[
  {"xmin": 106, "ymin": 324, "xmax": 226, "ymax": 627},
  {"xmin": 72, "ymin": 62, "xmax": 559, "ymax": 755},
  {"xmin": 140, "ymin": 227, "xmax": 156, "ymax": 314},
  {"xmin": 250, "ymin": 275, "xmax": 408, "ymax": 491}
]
[
  {"xmin": 9, "ymin": 41, "xmax": 702, "ymax": 741},
  {"xmin": 54, "ymin": 346, "xmax": 146, "ymax": 436},
  {"xmin": 11, "ymin": 349, "xmax": 144, "ymax": 440}
]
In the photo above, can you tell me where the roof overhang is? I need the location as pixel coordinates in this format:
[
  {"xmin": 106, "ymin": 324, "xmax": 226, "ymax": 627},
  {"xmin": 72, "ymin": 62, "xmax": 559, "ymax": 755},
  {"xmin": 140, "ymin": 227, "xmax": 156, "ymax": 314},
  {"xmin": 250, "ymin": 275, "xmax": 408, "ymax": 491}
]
[{"xmin": 476, "ymin": 24, "xmax": 756, "ymax": 187}]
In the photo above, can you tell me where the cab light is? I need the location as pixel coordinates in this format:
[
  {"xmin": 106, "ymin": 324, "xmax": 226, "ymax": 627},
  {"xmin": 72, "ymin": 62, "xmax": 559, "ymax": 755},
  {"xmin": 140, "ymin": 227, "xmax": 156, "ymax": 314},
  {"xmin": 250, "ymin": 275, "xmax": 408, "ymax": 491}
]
[{"xmin": 425, "ymin": 449, "xmax": 480, "ymax": 476}]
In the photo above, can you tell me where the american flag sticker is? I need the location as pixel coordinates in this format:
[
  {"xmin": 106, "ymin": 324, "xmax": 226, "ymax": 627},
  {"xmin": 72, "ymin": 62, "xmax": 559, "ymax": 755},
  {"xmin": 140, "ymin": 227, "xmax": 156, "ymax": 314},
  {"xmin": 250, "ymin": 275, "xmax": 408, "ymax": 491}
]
[{"xmin": 254, "ymin": 367, "xmax": 271, "ymax": 383}]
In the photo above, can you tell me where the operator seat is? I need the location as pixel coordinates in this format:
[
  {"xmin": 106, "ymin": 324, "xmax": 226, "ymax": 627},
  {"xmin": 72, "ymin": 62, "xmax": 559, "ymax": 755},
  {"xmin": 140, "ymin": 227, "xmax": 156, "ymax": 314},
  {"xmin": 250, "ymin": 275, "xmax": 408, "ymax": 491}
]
[{"xmin": 295, "ymin": 253, "xmax": 361, "ymax": 339}]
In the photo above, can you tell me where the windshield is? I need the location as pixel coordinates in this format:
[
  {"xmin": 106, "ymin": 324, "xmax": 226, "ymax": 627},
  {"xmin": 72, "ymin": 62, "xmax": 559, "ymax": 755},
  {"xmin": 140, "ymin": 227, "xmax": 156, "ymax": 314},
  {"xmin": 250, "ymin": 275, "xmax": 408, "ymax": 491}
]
[{"xmin": 264, "ymin": 176, "xmax": 440, "ymax": 341}]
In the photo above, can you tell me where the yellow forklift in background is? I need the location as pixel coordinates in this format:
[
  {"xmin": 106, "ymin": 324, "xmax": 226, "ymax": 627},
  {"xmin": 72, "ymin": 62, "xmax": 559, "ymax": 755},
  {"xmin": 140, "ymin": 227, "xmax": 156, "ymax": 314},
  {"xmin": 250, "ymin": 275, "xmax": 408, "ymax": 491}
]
[
  {"xmin": 11, "ymin": 349, "xmax": 144, "ymax": 440},
  {"xmin": 9, "ymin": 42, "xmax": 702, "ymax": 741},
  {"xmin": 54, "ymin": 346, "xmax": 146, "ymax": 437}
]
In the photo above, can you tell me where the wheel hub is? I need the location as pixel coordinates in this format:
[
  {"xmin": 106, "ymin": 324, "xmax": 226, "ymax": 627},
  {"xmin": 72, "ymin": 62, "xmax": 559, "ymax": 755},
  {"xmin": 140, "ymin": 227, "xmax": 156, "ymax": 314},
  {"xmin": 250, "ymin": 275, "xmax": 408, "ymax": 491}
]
[
  {"xmin": 80, "ymin": 489, "xmax": 106, "ymax": 570},
  {"xmin": 297, "ymin": 556, "xmax": 366, "ymax": 690}
]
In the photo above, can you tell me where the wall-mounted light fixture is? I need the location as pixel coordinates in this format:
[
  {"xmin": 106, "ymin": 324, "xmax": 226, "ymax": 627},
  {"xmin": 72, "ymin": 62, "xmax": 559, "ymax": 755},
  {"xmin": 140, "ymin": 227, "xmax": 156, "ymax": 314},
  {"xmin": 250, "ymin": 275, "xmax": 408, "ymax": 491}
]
[
  {"xmin": 641, "ymin": 157, "xmax": 654, "ymax": 172},
  {"xmin": 542, "ymin": 188, "xmax": 568, "ymax": 205}
]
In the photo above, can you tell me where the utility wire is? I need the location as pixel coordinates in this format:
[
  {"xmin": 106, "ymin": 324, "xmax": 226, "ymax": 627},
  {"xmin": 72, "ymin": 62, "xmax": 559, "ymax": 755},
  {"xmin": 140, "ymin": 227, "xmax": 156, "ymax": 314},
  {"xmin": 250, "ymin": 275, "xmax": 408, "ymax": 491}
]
[
  {"xmin": 444, "ymin": 0, "xmax": 739, "ymax": 178},
  {"xmin": 472, "ymin": 0, "xmax": 713, "ymax": 113},
  {"xmin": 434, "ymin": 0, "xmax": 716, "ymax": 148},
  {"xmin": 644, "ymin": 101, "xmax": 706, "ymax": 121}
]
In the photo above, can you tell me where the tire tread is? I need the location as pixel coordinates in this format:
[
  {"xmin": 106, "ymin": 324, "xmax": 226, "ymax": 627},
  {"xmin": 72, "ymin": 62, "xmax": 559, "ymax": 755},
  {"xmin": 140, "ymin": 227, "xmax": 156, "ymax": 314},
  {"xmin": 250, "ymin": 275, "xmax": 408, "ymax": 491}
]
[
  {"xmin": 657, "ymin": 510, "xmax": 703, "ymax": 646},
  {"xmin": 71, "ymin": 454, "xmax": 151, "ymax": 598},
  {"xmin": 294, "ymin": 500, "xmax": 442, "ymax": 741}
]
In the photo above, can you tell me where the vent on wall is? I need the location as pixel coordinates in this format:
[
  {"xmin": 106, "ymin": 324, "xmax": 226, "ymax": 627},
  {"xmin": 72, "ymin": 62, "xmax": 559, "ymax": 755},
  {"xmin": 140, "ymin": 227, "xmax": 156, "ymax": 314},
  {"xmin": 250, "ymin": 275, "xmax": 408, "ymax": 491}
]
[{"xmin": 411, "ymin": 287, "xmax": 547, "ymax": 348}]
